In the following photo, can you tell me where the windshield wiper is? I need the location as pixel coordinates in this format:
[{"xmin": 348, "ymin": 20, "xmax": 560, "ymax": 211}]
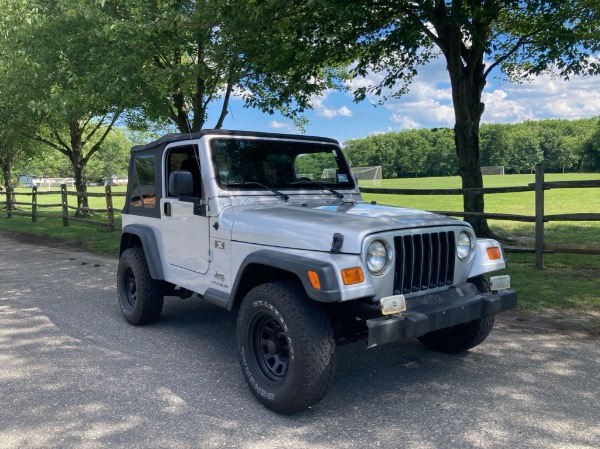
[
  {"xmin": 242, "ymin": 182, "xmax": 289, "ymax": 201},
  {"xmin": 291, "ymin": 180, "xmax": 345, "ymax": 199}
]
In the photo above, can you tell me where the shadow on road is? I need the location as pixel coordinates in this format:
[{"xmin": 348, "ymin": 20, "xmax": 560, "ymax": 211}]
[{"xmin": 2, "ymin": 291, "xmax": 599, "ymax": 449}]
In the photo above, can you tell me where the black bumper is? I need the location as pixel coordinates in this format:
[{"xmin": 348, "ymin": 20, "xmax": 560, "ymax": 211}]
[{"xmin": 365, "ymin": 283, "xmax": 517, "ymax": 349}]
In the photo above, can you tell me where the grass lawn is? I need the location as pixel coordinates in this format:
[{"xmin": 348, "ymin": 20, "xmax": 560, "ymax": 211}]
[
  {"xmin": 360, "ymin": 173, "xmax": 600, "ymax": 246},
  {"xmin": 0, "ymin": 186, "xmax": 126, "ymax": 255},
  {"xmin": 1, "ymin": 177, "xmax": 599, "ymax": 320}
]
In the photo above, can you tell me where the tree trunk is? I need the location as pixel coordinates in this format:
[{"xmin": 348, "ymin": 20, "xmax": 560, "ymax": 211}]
[
  {"xmin": 69, "ymin": 121, "xmax": 91, "ymax": 217},
  {"xmin": 443, "ymin": 35, "xmax": 492, "ymax": 236},
  {"xmin": 1, "ymin": 159, "xmax": 18, "ymax": 212},
  {"xmin": 454, "ymin": 119, "xmax": 491, "ymax": 236}
]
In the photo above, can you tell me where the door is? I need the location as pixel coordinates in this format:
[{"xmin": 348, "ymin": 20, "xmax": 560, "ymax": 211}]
[{"xmin": 160, "ymin": 144, "xmax": 210, "ymax": 274}]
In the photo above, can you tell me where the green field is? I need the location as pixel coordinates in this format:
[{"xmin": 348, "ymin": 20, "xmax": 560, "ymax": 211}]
[
  {"xmin": 0, "ymin": 185, "xmax": 127, "ymax": 254},
  {"xmin": 1, "ymin": 175, "xmax": 599, "ymax": 317},
  {"xmin": 361, "ymin": 173, "xmax": 600, "ymax": 246}
]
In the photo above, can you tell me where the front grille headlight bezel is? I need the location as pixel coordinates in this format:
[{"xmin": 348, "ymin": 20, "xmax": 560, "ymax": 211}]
[
  {"xmin": 456, "ymin": 230, "xmax": 476, "ymax": 262},
  {"xmin": 365, "ymin": 238, "xmax": 393, "ymax": 276}
]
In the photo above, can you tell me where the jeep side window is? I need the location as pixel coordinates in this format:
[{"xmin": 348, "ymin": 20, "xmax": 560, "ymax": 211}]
[
  {"xmin": 166, "ymin": 145, "xmax": 202, "ymax": 198},
  {"xmin": 130, "ymin": 155, "xmax": 156, "ymax": 208}
]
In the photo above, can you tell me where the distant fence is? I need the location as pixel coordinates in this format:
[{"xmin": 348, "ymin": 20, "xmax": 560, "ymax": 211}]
[
  {"xmin": 4, "ymin": 184, "xmax": 126, "ymax": 232},
  {"xmin": 481, "ymin": 166, "xmax": 505, "ymax": 175},
  {"xmin": 362, "ymin": 164, "xmax": 600, "ymax": 269},
  {"xmin": 4, "ymin": 167, "xmax": 600, "ymax": 268}
]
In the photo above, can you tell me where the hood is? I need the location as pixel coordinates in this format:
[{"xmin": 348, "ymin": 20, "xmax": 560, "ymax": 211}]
[{"xmin": 226, "ymin": 200, "xmax": 464, "ymax": 254}]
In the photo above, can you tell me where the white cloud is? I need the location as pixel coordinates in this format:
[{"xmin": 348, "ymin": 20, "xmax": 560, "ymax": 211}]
[
  {"xmin": 480, "ymin": 89, "xmax": 532, "ymax": 123},
  {"xmin": 344, "ymin": 52, "xmax": 600, "ymax": 132},
  {"xmin": 337, "ymin": 106, "xmax": 353, "ymax": 117},
  {"xmin": 384, "ymin": 92, "xmax": 455, "ymax": 128},
  {"xmin": 482, "ymin": 72, "xmax": 600, "ymax": 123},
  {"xmin": 269, "ymin": 120, "xmax": 294, "ymax": 131},
  {"xmin": 390, "ymin": 114, "xmax": 420, "ymax": 129},
  {"xmin": 310, "ymin": 92, "xmax": 354, "ymax": 118}
]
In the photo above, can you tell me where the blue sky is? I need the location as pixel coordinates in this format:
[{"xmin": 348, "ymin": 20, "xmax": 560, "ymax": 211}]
[{"xmin": 211, "ymin": 55, "xmax": 600, "ymax": 145}]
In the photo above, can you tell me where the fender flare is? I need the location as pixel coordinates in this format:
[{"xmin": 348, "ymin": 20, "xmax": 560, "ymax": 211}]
[
  {"xmin": 120, "ymin": 224, "xmax": 165, "ymax": 280},
  {"xmin": 229, "ymin": 250, "xmax": 342, "ymax": 310}
]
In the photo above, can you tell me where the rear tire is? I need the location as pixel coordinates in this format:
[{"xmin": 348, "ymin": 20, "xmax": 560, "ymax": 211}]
[
  {"xmin": 117, "ymin": 247, "xmax": 165, "ymax": 325},
  {"xmin": 237, "ymin": 281, "xmax": 336, "ymax": 414},
  {"xmin": 418, "ymin": 275, "xmax": 495, "ymax": 354}
]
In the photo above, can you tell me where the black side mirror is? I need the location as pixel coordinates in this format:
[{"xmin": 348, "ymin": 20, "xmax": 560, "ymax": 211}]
[{"xmin": 169, "ymin": 170, "xmax": 193, "ymax": 196}]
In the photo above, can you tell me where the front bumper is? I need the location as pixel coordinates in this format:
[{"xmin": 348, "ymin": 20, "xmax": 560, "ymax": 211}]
[{"xmin": 365, "ymin": 283, "xmax": 517, "ymax": 348}]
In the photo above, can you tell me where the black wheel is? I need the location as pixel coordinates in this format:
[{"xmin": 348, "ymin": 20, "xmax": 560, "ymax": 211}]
[
  {"xmin": 237, "ymin": 281, "xmax": 336, "ymax": 414},
  {"xmin": 418, "ymin": 275, "xmax": 495, "ymax": 354},
  {"xmin": 117, "ymin": 247, "xmax": 165, "ymax": 325}
]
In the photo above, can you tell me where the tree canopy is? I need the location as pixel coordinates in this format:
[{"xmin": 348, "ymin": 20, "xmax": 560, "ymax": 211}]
[
  {"xmin": 2, "ymin": 0, "xmax": 599, "ymax": 228},
  {"xmin": 0, "ymin": 0, "xmax": 131, "ymax": 213},
  {"xmin": 239, "ymin": 0, "xmax": 600, "ymax": 234},
  {"xmin": 68, "ymin": 0, "xmax": 344, "ymax": 133},
  {"xmin": 344, "ymin": 118, "xmax": 600, "ymax": 179},
  {"xmin": 0, "ymin": 0, "xmax": 344, "ymax": 213}
]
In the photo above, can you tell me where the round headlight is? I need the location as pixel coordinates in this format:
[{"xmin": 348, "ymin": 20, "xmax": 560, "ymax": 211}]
[
  {"xmin": 457, "ymin": 231, "xmax": 475, "ymax": 261},
  {"xmin": 366, "ymin": 239, "xmax": 392, "ymax": 275}
]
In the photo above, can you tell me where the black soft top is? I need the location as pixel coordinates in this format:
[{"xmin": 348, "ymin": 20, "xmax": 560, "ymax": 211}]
[{"xmin": 130, "ymin": 129, "xmax": 339, "ymax": 153}]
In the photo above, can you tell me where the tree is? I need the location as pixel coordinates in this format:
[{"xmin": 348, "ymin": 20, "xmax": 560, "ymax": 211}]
[
  {"xmin": 580, "ymin": 118, "xmax": 600, "ymax": 171},
  {"xmin": 397, "ymin": 130, "xmax": 431, "ymax": 177},
  {"xmin": 426, "ymin": 128, "xmax": 459, "ymax": 177},
  {"xmin": 76, "ymin": 0, "xmax": 341, "ymax": 133},
  {"xmin": 0, "ymin": 44, "xmax": 42, "ymax": 210},
  {"xmin": 15, "ymin": 147, "xmax": 73, "ymax": 181},
  {"xmin": 345, "ymin": 135, "xmax": 400, "ymax": 178},
  {"xmin": 241, "ymin": 0, "xmax": 600, "ymax": 235},
  {"xmin": 510, "ymin": 123, "xmax": 543, "ymax": 173},
  {"xmin": 480, "ymin": 124, "xmax": 513, "ymax": 169},
  {"xmin": 0, "ymin": 130, "xmax": 23, "ymax": 210},
  {"xmin": 1, "ymin": 0, "xmax": 131, "ymax": 215},
  {"xmin": 85, "ymin": 129, "xmax": 132, "ymax": 182}
]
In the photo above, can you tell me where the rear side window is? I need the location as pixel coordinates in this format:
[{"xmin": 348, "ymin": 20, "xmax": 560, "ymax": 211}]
[{"xmin": 130, "ymin": 155, "xmax": 156, "ymax": 208}]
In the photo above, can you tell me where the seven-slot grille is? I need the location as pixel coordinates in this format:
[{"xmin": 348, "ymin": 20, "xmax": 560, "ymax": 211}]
[{"xmin": 393, "ymin": 231, "xmax": 456, "ymax": 295}]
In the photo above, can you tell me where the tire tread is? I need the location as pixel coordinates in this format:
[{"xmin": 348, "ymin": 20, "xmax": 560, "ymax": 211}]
[
  {"xmin": 237, "ymin": 281, "xmax": 336, "ymax": 414},
  {"xmin": 117, "ymin": 247, "xmax": 165, "ymax": 325}
]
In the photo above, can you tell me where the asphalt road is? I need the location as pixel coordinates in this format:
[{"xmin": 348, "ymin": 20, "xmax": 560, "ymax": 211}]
[{"xmin": 1, "ymin": 231, "xmax": 599, "ymax": 449}]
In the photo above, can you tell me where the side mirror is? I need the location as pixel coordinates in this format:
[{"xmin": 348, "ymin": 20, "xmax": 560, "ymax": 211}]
[{"xmin": 169, "ymin": 170, "xmax": 193, "ymax": 196}]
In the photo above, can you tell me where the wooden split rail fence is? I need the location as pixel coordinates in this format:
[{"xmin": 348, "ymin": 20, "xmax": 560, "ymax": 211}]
[
  {"xmin": 4, "ymin": 184, "xmax": 126, "ymax": 232},
  {"xmin": 361, "ymin": 164, "xmax": 600, "ymax": 269},
  {"xmin": 3, "ymin": 165, "xmax": 599, "ymax": 268}
]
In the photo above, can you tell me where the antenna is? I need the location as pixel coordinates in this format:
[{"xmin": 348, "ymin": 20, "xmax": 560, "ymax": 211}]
[
  {"xmin": 184, "ymin": 114, "xmax": 193, "ymax": 138},
  {"xmin": 185, "ymin": 114, "xmax": 200, "ymax": 171}
]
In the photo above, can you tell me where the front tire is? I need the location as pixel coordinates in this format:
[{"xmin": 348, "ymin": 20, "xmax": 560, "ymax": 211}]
[
  {"xmin": 418, "ymin": 275, "xmax": 495, "ymax": 354},
  {"xmin": 237, "ymin": 281, "xmax": 336, "ymax": 414},
  {"xmin": 117, "ymin": 247, "xmax": 165, "ymax": 325}
]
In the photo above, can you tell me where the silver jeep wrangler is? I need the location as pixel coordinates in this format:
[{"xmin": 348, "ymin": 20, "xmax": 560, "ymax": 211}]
[{"xmin": 117, "ymin": 130, "xmax": 516, "ymax": 414}]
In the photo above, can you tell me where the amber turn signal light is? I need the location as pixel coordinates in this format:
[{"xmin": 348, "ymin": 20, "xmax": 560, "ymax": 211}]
[
  {"xmin": 341, "ymin": 267, "xmax": 365, "ymax": 285},
  {"xmin": 487, "ymin": 247, "xmax": 502, "ymax": 260},
  {"xmin": 307, "ymin": 270, "xmax": 321, "ymax": 290}
]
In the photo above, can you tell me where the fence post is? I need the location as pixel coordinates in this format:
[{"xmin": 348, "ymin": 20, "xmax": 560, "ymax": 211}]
[
  {"xmin": 535, "ymin": 164, "xmax": 545, "ymax": 269},
  {"xmin": 61, "ymin": 183, "xmax": 69, "ymax": 227},
  {"xmin": 105, "ymin": 185, "xmax": 115, "ymax": 232},
  {"xmin": 32, "ymin": 186, "xmax": 38, "ymax": 222}
]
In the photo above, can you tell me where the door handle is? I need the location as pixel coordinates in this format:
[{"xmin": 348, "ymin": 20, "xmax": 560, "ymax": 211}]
[{"xmin": 163, "ymin": 202, "xmax": 172, "ymax": 216}]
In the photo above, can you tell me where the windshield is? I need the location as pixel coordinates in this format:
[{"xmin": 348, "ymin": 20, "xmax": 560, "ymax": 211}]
[{"xmin": 210, "ymin": 138, "xmax": 355, "ymax": 190}]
